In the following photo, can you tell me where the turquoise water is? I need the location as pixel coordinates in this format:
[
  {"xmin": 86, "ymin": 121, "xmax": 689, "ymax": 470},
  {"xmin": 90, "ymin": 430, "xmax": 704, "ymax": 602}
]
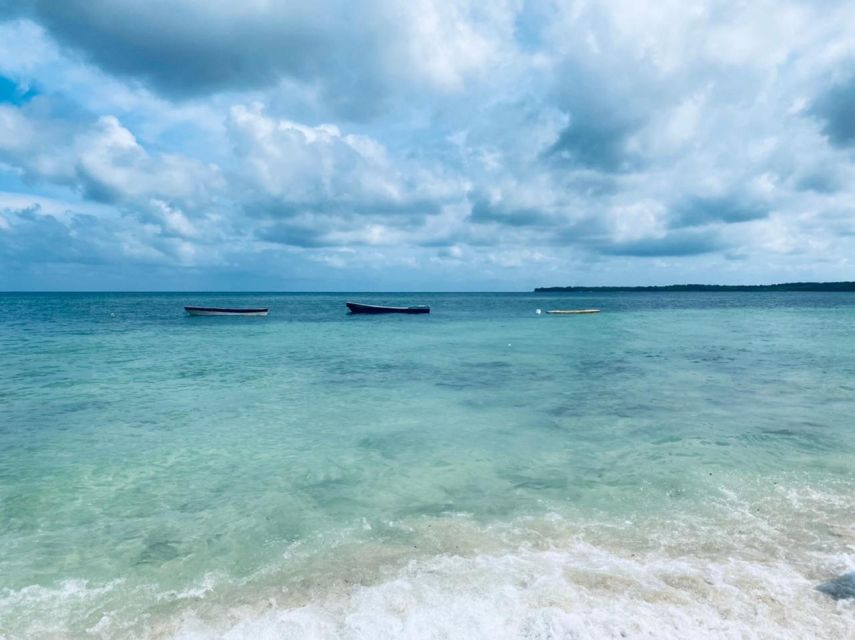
[{"xmin": 1, "ymin": 292, "xmax": 853, "ymax": 638}]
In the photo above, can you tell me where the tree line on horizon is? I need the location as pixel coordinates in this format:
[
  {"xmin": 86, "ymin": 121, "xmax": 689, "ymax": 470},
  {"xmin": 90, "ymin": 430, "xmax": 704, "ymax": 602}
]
[{"xmin": 534, "ymin": 282, "xmax": 855, "ymax": 292}]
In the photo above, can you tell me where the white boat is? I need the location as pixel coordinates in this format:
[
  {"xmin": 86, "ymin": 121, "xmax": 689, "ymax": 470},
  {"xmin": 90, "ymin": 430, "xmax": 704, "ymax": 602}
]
[
  {"xmin": 545, "ymin": 309, "xmax": 600, "ymax": 315},
  {"xmin": 184, "ymin": 306, "xmax": 268, "ymax": 316}
]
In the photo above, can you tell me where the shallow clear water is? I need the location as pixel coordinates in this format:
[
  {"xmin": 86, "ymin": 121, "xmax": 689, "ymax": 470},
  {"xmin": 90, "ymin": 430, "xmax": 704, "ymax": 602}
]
[{"xmin": 1, "ymin": 292, "xmax": 853, "ymax": 639}]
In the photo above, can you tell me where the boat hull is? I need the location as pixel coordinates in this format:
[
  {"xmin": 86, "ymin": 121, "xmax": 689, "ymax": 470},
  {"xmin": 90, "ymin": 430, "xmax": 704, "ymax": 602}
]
[
  {"xmin": 185, "ymin": 306, "xmax": 269, "ymax": 316},
  {"xmin": 346, "ymin": 302, "xmax": 430, "ymax": 314}
]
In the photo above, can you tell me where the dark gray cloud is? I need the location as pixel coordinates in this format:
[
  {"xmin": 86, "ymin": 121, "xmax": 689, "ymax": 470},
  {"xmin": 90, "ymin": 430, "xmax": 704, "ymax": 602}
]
[
  {"xmin": 548, "ymin": 115, "xmax": 641, "ymax": 172},
  {"xmin": 3, "ymin": 0, "xmax": 507, "ymax": 121},
  {"xmin": 546, "ymin": 57, "xmax": 655, "ymax": 172},
  {"xmin": 467, "ymin": 196, "xmax": 554, "ymax": 227},
  {"xmin": 0, "ymin": 205, "xmax": 117, "ymax": 265},
  {"xmin": 796, "ymin": 170, "xmax": 843, "ymax": 194},
  {"xmin": 76, "ymin": 166, "xmax": 123, "ymax": 204},
  {"xmin": 669, "ymin": 196, "xmax": 768, "ymax": 228},
  {"xmin": 255, "ymin": 222, "xmax": 330, "ymax": 248},
  {"xmin": 3, "ymin": 1, "xmax": 391, "ymax": 117},
  {"xmin": 600, "ymin": 230, "xmax": 724, "ymax": 257},
  {"xmin": 813, "ymin": 73, "xmax": 855, "ymax": 147}
]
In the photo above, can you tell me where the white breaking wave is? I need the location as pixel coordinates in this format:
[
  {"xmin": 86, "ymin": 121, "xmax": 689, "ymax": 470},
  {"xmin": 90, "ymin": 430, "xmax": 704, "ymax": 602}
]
[
  {"xmin": 170, "ymin": 542, "xmax": 855, "ymax": 640},
  {"xmin": 4, "ymin": 491, "xmax": 853, "ymax": 640}
]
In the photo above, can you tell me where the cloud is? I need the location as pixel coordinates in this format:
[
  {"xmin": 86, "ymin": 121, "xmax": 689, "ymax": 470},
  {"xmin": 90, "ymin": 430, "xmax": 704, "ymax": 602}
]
[
  {"xmin": 228, "ymin": 103, "xmax": 463, "ymax": 242},
  {"xmin": 0, "ymin": 101, "xmax": 220, "ymax": 206},
  {"xmin": 467, "ymin": 195, "xmax": 554, "ymax": 228},
  {"xmin": 812, "ymin": 73, "xmax": 855, "ymax": 147},
  {"xmin": 74, "ymin": 115, "xmax": 221, "ymax": 206},
  {"xmin": 3, "ymin": 1, "xmax": 513, "ymax": 119},
  {"xmin": 0, "ymin": 204, "xmax": 128, "ymax": 266},
  {"xmin": 547, "ymin": 60, "xmax": 652, "ymax": 172},
  {"xmin": 601, "ymin": 229, "xmax": 724, "ymax": 257},
  {"xmin": 0, "ymin": 100, "xmax": 234, "ymax": 276},
  {"xmin": 4, "ymin": 2, "xmax": 373, "ymax": 98},
  {"xmin": 229, "ymin": 104, "xmax": 406, "ymax": 208},
  {"xmin": 2, "ymin": 0, "xmax": 855, "ymax": 289},
  {"xmin": 669, "ymin": 196, "xmax": 769, "ymax": 228},
  {"xmin": 255, "ymin": 222, "xmax": 329, "ymax": 248}
]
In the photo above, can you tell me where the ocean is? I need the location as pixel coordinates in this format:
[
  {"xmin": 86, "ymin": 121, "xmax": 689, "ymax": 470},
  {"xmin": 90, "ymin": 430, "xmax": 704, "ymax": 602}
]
[{"xmin": 0, "ymin": 292, "xmax": 853, "ymax": 639}]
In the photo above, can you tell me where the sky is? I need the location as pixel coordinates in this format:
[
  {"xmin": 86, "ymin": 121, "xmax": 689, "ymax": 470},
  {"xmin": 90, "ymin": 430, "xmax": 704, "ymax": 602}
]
[{"xmin": 0, "ymin": 1, "xmax": 854, "ymax": 291}]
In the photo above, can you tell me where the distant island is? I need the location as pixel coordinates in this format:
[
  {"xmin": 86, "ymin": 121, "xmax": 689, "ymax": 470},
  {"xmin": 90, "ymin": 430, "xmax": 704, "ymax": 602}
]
[{"xmin": 534, "ymin": 282, "xmax": 855, "ymax": 292}]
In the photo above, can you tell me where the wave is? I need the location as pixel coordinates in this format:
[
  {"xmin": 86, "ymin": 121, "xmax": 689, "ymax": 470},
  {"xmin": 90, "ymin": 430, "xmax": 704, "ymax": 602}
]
[
  {"xmin": 4, "ymin": 483, "xmax": 854, "ymax": 639},
  {"xmin": 168, "ymin": 541, "xmax": 854, "ymax": 640}
]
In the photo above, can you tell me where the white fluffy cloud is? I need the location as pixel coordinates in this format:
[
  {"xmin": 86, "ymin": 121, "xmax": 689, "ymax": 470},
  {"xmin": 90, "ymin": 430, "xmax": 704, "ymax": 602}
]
[{"xmin": 0, "ymin": 0, "xmax": 854, "ymax": 289}]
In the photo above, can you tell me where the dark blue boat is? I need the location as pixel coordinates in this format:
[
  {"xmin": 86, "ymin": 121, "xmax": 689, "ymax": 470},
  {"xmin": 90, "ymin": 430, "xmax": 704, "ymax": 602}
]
[{"xmin": 346, "ymin": 302, "xmax": 430, "ymax": 314}]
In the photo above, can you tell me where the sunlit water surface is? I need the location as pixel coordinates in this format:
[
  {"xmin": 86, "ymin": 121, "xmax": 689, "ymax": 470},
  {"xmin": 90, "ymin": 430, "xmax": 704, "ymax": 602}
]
[{"xmin": 1, "ymin": 292, "xmax": 853, "ymax": 638}]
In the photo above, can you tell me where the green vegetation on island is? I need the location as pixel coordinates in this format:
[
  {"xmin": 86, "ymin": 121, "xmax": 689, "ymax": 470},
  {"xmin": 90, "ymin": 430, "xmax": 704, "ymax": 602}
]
[{"xmin": 534, "ymin": 282, "xmax": 855, "ymax": 292}]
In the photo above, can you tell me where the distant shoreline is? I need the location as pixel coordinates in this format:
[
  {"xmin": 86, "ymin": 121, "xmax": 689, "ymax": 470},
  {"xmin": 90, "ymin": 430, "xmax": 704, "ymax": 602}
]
[{"xmin": 534, "ymin": 282, "xmax": 855, "ymax": 292}]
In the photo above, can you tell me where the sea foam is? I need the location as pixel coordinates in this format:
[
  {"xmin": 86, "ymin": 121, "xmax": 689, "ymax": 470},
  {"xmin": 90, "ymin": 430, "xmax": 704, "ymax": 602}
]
[{"xmin": 170, "ymin": 542, "xmax": 854, "ymax": 640}]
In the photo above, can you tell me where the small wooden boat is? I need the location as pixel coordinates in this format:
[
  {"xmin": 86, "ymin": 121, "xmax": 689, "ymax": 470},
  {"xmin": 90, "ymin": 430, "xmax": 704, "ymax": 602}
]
[
  {"xmin": 346, "ymin": 302, "xmax": 430, "ymax": 314},
  {"xmin": 546, "ymin": 309, "xmax": 600, "ymax": 315},
  {"xmin": 185, "ymin": 306, "xmax": 268, "ymax": 316}
]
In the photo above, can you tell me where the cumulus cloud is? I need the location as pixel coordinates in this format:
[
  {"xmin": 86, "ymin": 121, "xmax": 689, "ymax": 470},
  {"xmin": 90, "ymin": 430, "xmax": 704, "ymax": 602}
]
[
  {"xmin": 1, "ymin": 0, "xmax": 855, "ymax": 288},
  {"xmin": 228, "ymin": 103, "xmax": 465, "ymax": 246},
  {"xmin": 75, "ymin": 115, "xmax": 221, "ymax": 206},
  {"xmin": 813, "ymin": 73, "xmax": 855, "ymax": 148},
  {"xmin": 0, "ymin": 204, "xmax": 111, "ymax": 264},
  {"xmin": 0, "ymin": 202, "xmax": 210, "ymax": 275},
  {"xmin": 1, "ymin": 1, "xmax": 513, "ymax": 118},
  {"xmin": 0, "ymin": 101, "xmax": 220, "ymax": 205},
  {"xmin": 230, "ymin": 104, "xmax": 426, "ymax": 209}
]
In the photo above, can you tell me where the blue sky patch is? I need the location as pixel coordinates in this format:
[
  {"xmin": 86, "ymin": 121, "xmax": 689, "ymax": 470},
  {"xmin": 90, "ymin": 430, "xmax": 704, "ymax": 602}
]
[{"xmin": 0, "ymin": 74, "xmax": 37, "ymax": 104}]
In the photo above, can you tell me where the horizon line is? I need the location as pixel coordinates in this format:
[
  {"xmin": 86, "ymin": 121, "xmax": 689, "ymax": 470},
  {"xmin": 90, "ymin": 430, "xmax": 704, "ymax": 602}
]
[{"xmin": 3, "ymin": 279, "xmax": 855, "ymax": 295}]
